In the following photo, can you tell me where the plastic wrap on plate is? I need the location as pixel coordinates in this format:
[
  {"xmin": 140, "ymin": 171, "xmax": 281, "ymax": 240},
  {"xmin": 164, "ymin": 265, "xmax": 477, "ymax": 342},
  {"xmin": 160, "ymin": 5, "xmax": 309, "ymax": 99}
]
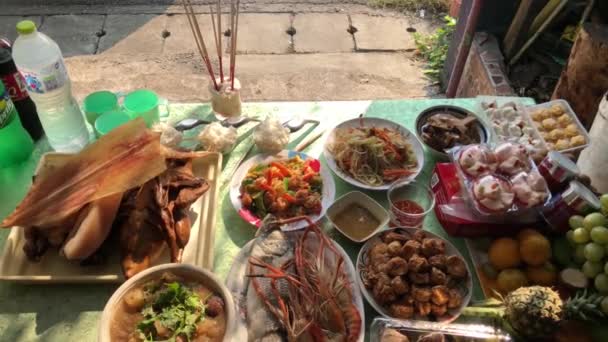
[
  {"xmin": 449, "ymin": 142, "xmax": 551, "ymax": 216},
  {"xmin": 481, "ymin": 100, "xmax": 547, "ymax": 162},
  {"xmin": 371, "ymin": 317, "xmax": 512, "ymax": 342}
]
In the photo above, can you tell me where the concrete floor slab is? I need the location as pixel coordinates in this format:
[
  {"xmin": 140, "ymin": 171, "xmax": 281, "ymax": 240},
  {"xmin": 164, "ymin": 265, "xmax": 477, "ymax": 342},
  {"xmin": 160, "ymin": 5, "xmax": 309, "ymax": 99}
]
[
  {"xmin": 41, "ymin": 15, "xmax": 105, "ymax": 57},
  {"xmin": 0, "ymin": 16, "xmax": 43, "ymax": 43},
  {"xmin": 164, "ymin": 14, "xmax": 228, "ymax": 54},
  {"xmin": 293, "ymin": 13, "xmax": 353, "ymax": 53},
  {"xmin": 66, "ymin": 52, "xmax": 428, "ymax": 102},
  {"xmin": 350, "ymin": 14, "xmax": 421, "ymax": 51},
  {"xmin": 233, "ymin": 14, "xmax": 291, "ymax": 54},
  {"xmin": 98, "ymin": 14, "xmax": 165, "ymax": 54}
]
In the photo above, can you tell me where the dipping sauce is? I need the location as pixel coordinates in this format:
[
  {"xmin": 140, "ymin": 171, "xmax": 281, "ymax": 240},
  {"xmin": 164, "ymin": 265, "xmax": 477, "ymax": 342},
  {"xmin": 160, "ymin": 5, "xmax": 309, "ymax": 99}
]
[
  {"xmin": 333, "ymin": 203, "xmax": 380, "ymax": 241},
  {"xmin": 390, "ymin": 199, "xmax": 426, "ymax": 228},
  {"xmin": 393, "ymin": 199, "xmax": 424, "ymax": 214}
]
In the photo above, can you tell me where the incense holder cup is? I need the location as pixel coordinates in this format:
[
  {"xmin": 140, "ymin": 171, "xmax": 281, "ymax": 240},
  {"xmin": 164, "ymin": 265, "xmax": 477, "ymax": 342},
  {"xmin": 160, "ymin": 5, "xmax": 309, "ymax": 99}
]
[{"xmin": 209, "ymin": 77, "xmax": 242, "ymax": 121}]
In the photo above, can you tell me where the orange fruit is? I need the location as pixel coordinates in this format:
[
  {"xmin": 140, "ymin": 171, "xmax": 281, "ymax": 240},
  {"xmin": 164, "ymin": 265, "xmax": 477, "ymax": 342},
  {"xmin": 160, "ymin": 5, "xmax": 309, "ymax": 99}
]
[
  {"xmin": 488, "ymin": 238, "xmax": 521, "ymax": 270},
  {"xmin": 517, "ymin": 228, "xmax": 542, "ymax": 242},
  {"xmin": 525, "ymin": 262, "xmax": 557, "ymax": 286},
  {"xmin": 497, "ymin": 268, "xmax": 528, "ymax": 293},
  {"xmin": 520, "ymin": 234, "xmax": 551, "ymax": 266}
]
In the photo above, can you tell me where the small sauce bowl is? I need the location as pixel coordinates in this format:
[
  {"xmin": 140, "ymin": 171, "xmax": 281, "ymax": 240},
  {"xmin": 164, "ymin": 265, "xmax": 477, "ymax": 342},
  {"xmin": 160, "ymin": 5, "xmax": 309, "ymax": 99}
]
[{"xmin": 326, "ymin": 191, "xmax": 389, "ymax": 243}]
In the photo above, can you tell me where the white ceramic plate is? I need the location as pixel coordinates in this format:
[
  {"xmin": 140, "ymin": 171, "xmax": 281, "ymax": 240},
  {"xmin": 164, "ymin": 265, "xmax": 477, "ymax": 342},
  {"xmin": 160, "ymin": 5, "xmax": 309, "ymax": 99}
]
[
  {"xmin": 225, "ymin": 234, "xmax": 365, "ymax": 341},
  {"xmin": 323, "ymin": 117, "xmax": 425, "ymax": 191},
  {"xmin": 356, "ymin": 227, "xmax": 472, "ymax": 323},
  {"xmin": 229, "ymin": 150, "xmax": 335, "ymax": 231}
]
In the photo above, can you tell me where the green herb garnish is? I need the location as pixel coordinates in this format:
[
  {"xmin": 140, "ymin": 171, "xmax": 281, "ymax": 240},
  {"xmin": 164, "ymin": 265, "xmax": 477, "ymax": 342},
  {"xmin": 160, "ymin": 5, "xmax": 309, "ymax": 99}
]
[{"xmin": 136, "ymin": 282, "xmax": 206, "ymax": 342}]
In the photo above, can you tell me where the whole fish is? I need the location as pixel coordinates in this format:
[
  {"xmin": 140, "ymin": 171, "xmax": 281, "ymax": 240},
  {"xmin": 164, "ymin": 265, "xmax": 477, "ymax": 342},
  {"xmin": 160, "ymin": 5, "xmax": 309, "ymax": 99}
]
[{"xmin": 246, "ymin": 217, "xmax": 293, "ymax": 342}]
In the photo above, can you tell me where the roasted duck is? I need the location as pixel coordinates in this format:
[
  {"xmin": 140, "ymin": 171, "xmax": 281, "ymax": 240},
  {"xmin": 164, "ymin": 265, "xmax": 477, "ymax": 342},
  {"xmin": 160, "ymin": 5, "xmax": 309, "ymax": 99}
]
[{"xmin": 119, "ymin": 157, "xmax": 209, "ymax": 278}]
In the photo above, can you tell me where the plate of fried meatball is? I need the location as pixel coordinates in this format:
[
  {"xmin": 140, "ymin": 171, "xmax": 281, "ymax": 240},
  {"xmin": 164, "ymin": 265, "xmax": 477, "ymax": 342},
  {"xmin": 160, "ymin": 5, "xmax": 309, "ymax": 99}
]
[{"xmin": 357, "ymin": 228, "xmax": 472, "ymax": 322}]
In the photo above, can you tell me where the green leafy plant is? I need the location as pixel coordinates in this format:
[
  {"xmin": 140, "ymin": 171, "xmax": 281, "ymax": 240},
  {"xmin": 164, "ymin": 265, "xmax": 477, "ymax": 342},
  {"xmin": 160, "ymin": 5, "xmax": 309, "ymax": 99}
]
[
  {"xmin": 369, "ymin": 0, "xmax": 449, "ymax": 13},
  {"xmin": 412, "ymin": 15, "xmax": 456, "ymax": 82}
]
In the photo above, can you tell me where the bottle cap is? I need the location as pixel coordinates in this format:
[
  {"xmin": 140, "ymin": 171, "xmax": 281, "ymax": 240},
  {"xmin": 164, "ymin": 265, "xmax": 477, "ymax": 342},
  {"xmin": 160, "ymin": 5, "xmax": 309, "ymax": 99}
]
[{"xmin": 16, "ymin": 21, "xmax": 37, "ymax": 35}]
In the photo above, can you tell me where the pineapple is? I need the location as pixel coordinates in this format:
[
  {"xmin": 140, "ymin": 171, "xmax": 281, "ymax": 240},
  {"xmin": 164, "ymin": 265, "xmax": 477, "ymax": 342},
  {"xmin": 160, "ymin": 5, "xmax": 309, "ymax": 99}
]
[
  {"xmin": 504, "ymin": 286, "xmax": 562, "ymax": 338},
  {"xmin": 462, "ymin": 286, "xmax": 605, "ymax": 340}
]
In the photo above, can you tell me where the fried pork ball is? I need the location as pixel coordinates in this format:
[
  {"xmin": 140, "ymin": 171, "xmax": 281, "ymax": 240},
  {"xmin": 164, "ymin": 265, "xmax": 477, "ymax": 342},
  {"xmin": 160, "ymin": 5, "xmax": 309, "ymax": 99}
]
[
  {"xmin": 408, "ymin": 272, "xmax": 430, "ymax": 285},
  {"xmin": 387, "ymin": 257, "xmax": 409, "ymax": 276},
  {"xmin": 388, "ymin": 241, "xmax": 403, "ymax": 256},
  {"xmin": 390, "ymin": 304, "xmax": 415, "ymax": 320},
  {"xmin": 401, "ymin": 240, "xmax": 421, "ymax": 259},
  {"xmin": 416, "ymin": 301, "xmax": 432, "ymax": 316},
  {"xmin": 391, "ymin": 276, "xmax": 409, "ymax": 295},
  {"xmin": 430, "ymin": 285, "xmax": 450, "ymax": 305},
  {"xmin": 430, "ymin": 267, "xmax": 448, "ymax": 285},
  {"xmin": 447, "ymin": 288, "xmax": 463, "ymax": 309},
  {"xmin": 412, "ymin": 285, "xmax": 432, "ymax": 302},
  {"xmin": 431, "ymin": 304, "xmax": 448, "ymax": 317},
  {"xmin": 408, "ymin": 254, "xmax": 429, "ymax": 273},
  {"xmin": 428, "ymin": 254, "xmax": 447, "ymax": 270},
  {"xmin": 412, "ymin": 230, "xmax": 427, "ymax": 242},
  {"xmin": 382, "ymin": 231, "xmax": 408, "ymax": 244},
  {"xmin": 372, "ymin": 273, "xmax": 396, "ymax": 304},
  {"xmin": 421, "ymin": 238, "xmax": 446, "ymax": 257},
  {"xmin": 446, "ymin": 255, "xmax": 468, "ymax": 279}
]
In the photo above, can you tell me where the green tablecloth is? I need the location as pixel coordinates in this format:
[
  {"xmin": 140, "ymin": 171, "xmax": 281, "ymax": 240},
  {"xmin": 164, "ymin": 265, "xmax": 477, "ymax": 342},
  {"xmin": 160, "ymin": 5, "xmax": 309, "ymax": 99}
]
[{"xmin": 0, "ymin": 98, "xmax": 524, "ymax": 341}]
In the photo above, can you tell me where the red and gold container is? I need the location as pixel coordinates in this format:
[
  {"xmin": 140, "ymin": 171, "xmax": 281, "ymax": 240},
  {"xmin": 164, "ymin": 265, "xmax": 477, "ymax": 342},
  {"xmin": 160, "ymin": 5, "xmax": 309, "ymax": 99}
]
[
  {"xmin": 541, "ymin": 180, "xmax": 600, "ymax": 233},
  {"xmin": 538, "ymin": 151, "xmax": 579, "ymax": 193}
]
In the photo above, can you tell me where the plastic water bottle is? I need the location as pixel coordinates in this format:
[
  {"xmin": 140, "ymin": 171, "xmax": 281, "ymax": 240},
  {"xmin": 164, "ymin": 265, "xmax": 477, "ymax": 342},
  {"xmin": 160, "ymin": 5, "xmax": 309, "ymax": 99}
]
[{"xmin": 12, "ymin": 20, "xmax": 89, "ymax": 152}]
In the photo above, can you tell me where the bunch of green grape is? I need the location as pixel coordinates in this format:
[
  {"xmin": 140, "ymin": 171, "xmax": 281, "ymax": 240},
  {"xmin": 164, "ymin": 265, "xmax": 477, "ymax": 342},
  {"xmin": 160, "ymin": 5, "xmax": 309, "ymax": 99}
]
[{"xmin": 567, "ymin": 194, "xmax": 608, "ymax": 293}]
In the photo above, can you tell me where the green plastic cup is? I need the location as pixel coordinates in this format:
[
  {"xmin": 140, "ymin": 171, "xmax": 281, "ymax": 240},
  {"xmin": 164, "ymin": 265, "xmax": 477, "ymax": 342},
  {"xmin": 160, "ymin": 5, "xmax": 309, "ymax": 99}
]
[
  {"xmin": 94, "ymin": 110, "xmax": 131, "ymax": 138},
  {"xmin": 83, "ymin": 91, "xmax": 119, "ymax": 125},
  {"xmin": 123, "ymin": 89, "xmax": 167, "ymax": 127}
]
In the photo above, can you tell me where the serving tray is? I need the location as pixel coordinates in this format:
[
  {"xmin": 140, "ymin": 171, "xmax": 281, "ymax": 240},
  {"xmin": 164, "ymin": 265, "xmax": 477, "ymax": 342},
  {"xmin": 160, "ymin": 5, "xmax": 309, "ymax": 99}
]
[{"xmin": 0, "ymin": 152, "xmax": 222, "ymax": 283}]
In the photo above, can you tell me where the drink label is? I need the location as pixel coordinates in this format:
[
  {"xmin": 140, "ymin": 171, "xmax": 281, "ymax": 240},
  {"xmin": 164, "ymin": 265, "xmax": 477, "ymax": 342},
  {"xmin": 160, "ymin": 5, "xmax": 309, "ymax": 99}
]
[
  {"xmin": 0, "ymin": 87, "xmax": 16, "ymax": 128},
  {"xmin": 1, "ymin": 71, "xmax": 29, "ymax": 101},
  {"xmin": 19, "ymin": 58, "xmax": 68, "ymax": 94}
]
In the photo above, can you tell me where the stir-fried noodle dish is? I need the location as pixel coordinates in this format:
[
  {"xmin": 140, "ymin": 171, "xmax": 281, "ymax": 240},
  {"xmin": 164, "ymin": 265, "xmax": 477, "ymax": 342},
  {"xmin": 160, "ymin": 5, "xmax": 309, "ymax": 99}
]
[{"xmin": 328, "ymin": 125, "xmax": 418, "ymax": 186}]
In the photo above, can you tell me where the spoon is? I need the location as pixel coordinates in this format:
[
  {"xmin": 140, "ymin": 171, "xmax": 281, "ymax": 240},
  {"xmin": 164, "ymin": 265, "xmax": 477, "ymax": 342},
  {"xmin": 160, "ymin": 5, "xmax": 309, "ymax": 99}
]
[
  {"xmin": 283, "ymin": 118, "xmax": 309, "ymax": 132},
  {"xmin": 174, "ymin": 116, "xmax": 255, "ymax": 131}
]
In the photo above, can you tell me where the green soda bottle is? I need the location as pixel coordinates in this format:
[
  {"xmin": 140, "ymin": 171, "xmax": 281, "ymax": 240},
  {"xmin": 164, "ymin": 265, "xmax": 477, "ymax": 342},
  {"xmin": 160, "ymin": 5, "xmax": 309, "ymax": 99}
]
[{"xmin": 0, "ymin": 81, "xmax": 34, "ymax": 168}]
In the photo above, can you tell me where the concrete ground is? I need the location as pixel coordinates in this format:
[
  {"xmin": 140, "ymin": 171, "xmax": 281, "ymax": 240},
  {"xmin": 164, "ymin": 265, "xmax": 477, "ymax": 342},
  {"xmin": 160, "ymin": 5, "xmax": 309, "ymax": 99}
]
[{"xmin": 1, "ymin": 1, "xmax": 440, "ymax": 102}]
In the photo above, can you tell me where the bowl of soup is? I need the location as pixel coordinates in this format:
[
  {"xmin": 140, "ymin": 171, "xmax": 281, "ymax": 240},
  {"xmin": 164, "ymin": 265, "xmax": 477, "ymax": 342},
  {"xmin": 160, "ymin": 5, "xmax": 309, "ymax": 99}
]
[{"xmin": 99, "ymin": 264, "xmax": 236, "ymax": 342}]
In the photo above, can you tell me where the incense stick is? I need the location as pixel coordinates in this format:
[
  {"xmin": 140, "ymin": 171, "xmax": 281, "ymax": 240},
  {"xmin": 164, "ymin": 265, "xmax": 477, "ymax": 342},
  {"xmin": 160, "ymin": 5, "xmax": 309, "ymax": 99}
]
[
  {"xmin": 209, "ymin": 4, "xmax": 223, "ymax": 82},
  {"xmin": 217, "ymin": 0, "xmax": 224, "ymax": 81},
  {"xmin": 183, "ymin": 0, "xmax": 219, "ymax": 90},
  {"xmin": 230, "ymin": 0, "xmax": 240, "ymax": 90}
]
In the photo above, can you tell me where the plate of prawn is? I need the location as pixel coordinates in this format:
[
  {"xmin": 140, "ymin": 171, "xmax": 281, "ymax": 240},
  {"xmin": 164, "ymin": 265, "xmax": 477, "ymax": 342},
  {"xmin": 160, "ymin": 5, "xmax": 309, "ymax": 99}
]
[
  {"xmin": 226, "ymin": 216, "xmax": 364, "ymax": 341},
  {"xmin": 229, "ymin": 150, "xmax": 335, "ymax": 231},
  {"xmin": 357, "ymin": 228, "xmax": 472, "ymax": 323}
]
